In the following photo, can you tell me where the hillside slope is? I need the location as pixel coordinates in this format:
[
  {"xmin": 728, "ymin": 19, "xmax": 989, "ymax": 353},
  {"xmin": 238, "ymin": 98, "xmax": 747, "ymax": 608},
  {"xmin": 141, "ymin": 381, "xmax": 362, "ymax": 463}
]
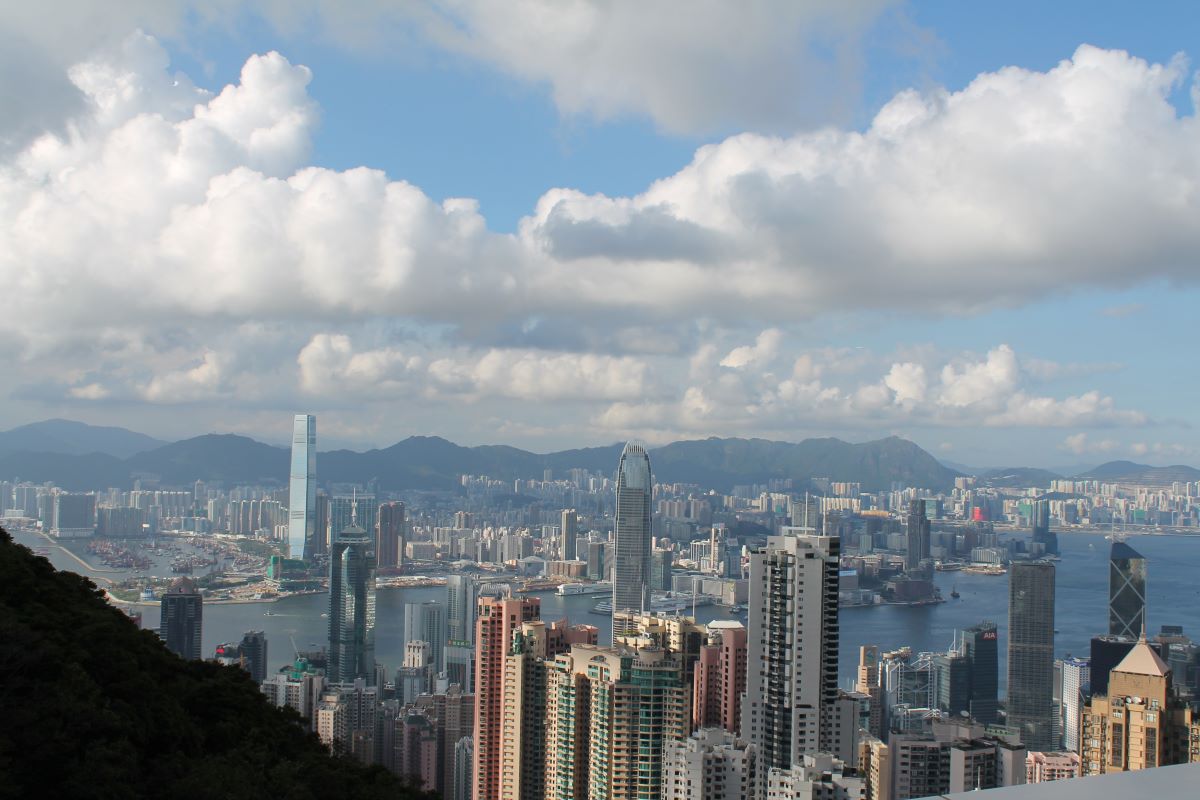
[{"xmin": 0, "ymin": 527, "xmax": 432, "ymax": 800}]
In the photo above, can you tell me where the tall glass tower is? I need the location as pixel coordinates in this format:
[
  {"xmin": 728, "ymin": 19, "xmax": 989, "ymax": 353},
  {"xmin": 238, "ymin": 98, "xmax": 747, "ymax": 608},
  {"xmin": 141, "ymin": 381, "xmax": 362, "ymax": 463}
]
[
  {"xmin": 1109, "ymin": 541, "xmax": 1146, "ymax": 638},
  {"xmin": 287, "ymin": 414, "xmax": 316, "ymax": 560},
  {"xmin": 905, "ymin": 498, "xmax": 931, "ymax": 572},
  {"xmin": 962, "ymin": 621, "xmax": 999, "ymax": 725},
  {"xmin": 612, "ymin": 441, "xmax": 652, "ymax": 634},
  {"xmin": 327, "ymin": 504, "xmax": 376, "ymax": 684},
  {"xmin": 1007, "ymin": 561, "xmax": 1056, "ymax": 750},
  {"xmin": 1031, "ymin": 498, "xmax": 1059, "ymax": 556}
]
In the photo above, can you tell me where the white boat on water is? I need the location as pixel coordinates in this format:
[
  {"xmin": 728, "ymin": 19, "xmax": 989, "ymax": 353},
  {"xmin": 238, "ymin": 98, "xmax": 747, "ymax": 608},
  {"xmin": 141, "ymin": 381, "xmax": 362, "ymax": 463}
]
[
  {"xmin": 593, "ymin": 593, "xmax": 715, "ymax": 614},
  {"xmin": 556, "ymin": 581, "xmax": 612, "ymax": 596}
]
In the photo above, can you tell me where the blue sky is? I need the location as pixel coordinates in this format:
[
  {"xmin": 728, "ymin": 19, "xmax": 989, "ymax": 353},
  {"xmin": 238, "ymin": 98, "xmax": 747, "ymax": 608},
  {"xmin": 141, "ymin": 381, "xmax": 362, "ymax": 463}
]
[{"xmin": 1, "ymin": 1, "xmax": 1198, "ymax": 469}]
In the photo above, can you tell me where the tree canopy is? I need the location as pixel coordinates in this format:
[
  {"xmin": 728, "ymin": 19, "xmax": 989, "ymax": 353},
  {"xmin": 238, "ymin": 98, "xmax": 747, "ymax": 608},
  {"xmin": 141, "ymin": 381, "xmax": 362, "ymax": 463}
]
[{"xmin": 0, "ymin": 527, "xmax": 436, "ymax": 800}]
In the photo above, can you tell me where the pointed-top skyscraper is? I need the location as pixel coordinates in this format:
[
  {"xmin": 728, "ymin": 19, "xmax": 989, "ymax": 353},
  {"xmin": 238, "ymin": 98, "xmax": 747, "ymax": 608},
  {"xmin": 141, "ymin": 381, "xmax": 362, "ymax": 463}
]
[
  {"xmin": 288, "ymin": 414, "xmax": 316, "ymax": 560},
  {"xmin": 612, "ymin": 441, "xmax": 652, "ymax": 636},
  {"xmin": 1109, "ymin": 540, "xmax": 1146, "ymax": 639},
  {"xmin": 327, "ymin": 496, "xmax": 376, "ymax": 684}
]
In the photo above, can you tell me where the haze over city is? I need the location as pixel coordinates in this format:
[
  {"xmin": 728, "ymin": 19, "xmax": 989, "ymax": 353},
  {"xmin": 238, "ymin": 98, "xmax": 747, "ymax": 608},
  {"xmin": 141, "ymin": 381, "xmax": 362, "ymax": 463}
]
[{"xmin": 4, "ymin": 2, "xmax": 1200, "ymax": 465}]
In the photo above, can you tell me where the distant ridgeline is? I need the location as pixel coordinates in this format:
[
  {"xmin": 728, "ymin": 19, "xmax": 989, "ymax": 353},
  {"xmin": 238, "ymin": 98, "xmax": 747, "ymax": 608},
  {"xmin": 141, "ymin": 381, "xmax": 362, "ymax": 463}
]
[
  {"xmin": 0, "ymin": 429, "xmax": 960, "ymax": 493},
  {"xmin": 0, "ymin": 526, "xmax": 433, "ymax": 800}
]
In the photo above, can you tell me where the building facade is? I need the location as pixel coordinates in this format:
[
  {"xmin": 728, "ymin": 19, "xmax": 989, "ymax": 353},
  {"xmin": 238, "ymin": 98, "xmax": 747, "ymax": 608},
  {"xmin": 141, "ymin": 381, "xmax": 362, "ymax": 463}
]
[
  {"xmin": 327, "ymin": 514, "xmax": 376, "ymax": 684},
  {"xmin": 1109, "ymin": 541, "xmax": 1146, "ymax": 639},
  {"xmin": 612, "ymin": 442, "xmax": 653, "ymax": 634},
  {"xmin": 742, "ymin": 530, "xmax": 840, "ymax": 798},
  {"xmin": 661, "ymin": 728, "xmax": 756, "ymax": 800},
  {"xmin": 1081, "ymin": 637, "xmax": 1200, "ymax": 775},
  {"xmin": 287, "ymin": 414, "xmax": 316, "ymax": 560},
  {"xmin": 377, "ymin": 501, "xmax": 406, "ymax": 569},
  {"xmin": 472, "ymin": 587, "xmax": 540, "ymax": 800},
  {"xmin": 405, "ymin": 600, "xmax": 447, "ymax": 675},
  {"xmin": 1008, "ymin": 561, "xmax": 1056, "ymax": 750},
  {"xmin": 693, "ymin": 621, "xmax": 748, "ymax": 733},
  {"xmin": 561, "ymin": 508, "xmax": 579, "ymax": 561},
  {"xmin": 962, "ymin": 622, "xmax": 1000, "ymax": 725},
  {"xmin": 160, "ymin": 576, "xmax": 202, "ymax": 660}
]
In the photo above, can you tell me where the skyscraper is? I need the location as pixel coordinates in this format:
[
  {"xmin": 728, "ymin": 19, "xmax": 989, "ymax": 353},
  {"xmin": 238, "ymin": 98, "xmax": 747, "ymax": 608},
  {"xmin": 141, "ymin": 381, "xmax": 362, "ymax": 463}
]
[
  {"xmin": 1061, "ymin": 656, "xmax": 1090, "ymax": 753},
  {"xmin": 742, "ymin": 529, "xmax": 839, "ymax": 798},
  {"xmin": 856, "ymin": 645, "xmax": 884, "ymax": 738},
  {"xmin": 377, "ymin": 501, "xmax": 406, "ymax": 569},
  {"xmin": 559, "ymin": 508, "xmax": 578, "ymax": 561},
  {"xmin": 544, "ymin": 642, "xmax": 688, "ymax": 800},
  {"xmin": 498, "ymin": 618, "xmax": 597, "ymax": 799},
  {"xmin": 1082, "ymin": 637, "xmax": 1176, "ymax": 774},
  {"xmin": 693, "ymin": 620, "xmax": 748, "ymax": 733},
  {"xmin": 473, "ymin": 586, "xmax": 540, "ymax": 800},
  {"xmin": 327, "ymin": 507, "xmax": 376, "ymax": 684},
  {"xmin": 446, "ymin": 574, "xmax": 477, "ymax": 645},
  {"xmin": 1008, "ymin": 561, "xmax": 1056, "ymax": 750},
  {"xmin": 329, "ymin": 495, "xmax": 376, "ymax": 547},
  {"xmin": 446, "ymin": 574, "xmax": 478, "ymax": 692},
  {"xmin": 1031, "ymin": 498, "xmax": 1059, "ymax": 556},
  {"xmin": 404, "ymin": 600, "xmax": 447, "ymax": 675},
  {"xmin": 905, "ymin": 498, "xmax": 930, "ymax": 572},
  {"xmin": 962, "ymin": 621, "xmax": 1000, "ymax": 725},
  {"xmin": 288, "ymin": 414, "xmax": 316, "ymax": 560},
  {"xmin": 239, "ymin": 630, "xmax": 268, "ymax": 683},
  {"xmin": 612, "ymin": 441, "xmax": 652, "ymax": 635},
  {"xmin": 160, "ymin": 577, "xmax": 202, "ymax": 660},
  {"xmin": 1109, "ymin": 541, "xmax": 1146, "ymax": 639}
]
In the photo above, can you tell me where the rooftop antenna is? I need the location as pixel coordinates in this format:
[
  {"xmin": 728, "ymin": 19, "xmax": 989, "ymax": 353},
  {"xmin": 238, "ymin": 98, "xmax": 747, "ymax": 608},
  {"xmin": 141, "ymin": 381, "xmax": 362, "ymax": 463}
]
[{"xmin": 351, "ymin": 488, "xmax": 358, "ymax": 526}]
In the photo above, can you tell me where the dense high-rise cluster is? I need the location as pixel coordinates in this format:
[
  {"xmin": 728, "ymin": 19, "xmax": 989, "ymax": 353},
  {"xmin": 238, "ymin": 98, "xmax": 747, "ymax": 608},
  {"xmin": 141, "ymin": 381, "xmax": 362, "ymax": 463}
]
[{"xmin": 15, "ymin": 412, "xmax": 1200, "ymax": 798}]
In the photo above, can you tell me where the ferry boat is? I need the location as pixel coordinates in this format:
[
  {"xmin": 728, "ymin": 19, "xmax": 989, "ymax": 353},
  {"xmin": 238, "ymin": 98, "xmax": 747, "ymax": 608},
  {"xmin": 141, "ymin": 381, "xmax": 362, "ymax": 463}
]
[
  {"xmin": 593, "ymin": 593, "xmax": 714, "ymax": 614},
  {"xmin": 138, "ymin": 588, "xmax": 155, "ymax": 602},
  {"xmin": 556, "ymin": 581, "xmax": 612, "ymax": 596},
  {"xmin": 963, "ymin": 564, "xmax": 1007, "ymax": 576}
]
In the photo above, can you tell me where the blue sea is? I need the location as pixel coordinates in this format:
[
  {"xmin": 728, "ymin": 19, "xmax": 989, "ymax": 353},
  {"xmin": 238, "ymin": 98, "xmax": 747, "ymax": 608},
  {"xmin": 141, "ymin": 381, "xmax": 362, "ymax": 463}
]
[{"xmin": 16, "ymin": 528, "xmax": 1200, "ymax": 690}]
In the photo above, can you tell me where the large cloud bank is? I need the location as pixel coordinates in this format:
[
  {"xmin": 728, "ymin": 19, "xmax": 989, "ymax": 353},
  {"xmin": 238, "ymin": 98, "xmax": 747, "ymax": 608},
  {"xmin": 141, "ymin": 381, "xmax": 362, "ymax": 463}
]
[{"xmin": 0, "ymin": 32, "xmax": 1181, "ymax": 446}]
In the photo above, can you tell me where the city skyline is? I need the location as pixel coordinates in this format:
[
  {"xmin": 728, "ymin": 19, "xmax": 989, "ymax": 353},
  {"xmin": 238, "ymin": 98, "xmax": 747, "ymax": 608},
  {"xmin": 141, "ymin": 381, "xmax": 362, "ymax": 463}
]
[
  {"xmin": 8, "ymin": 3, "xmax": 1200, "ymax": 798},
  {"xmin": 3, "ymin": 4, "xmax": 1200, "ymax": 465}
]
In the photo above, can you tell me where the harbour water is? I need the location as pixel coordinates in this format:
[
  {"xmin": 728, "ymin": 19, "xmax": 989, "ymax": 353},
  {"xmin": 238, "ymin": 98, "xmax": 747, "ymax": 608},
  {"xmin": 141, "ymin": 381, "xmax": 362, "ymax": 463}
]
[{"xmin": 15, "ymin": 527, "xmax": 1200, "ymax": 689}]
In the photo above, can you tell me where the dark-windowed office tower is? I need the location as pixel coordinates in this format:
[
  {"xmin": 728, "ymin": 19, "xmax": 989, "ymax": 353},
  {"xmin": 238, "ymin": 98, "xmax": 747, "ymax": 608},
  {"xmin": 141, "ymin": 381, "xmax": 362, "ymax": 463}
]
[
  {"xmin": 612, "ymin": 441, "xmax": 652, "ymax": 636},
  {"xmin": 1109, "ymin": 541, "xmax": 1146, "ymax": 639},
  {"xmin": 239, "ymin": 630, "xmax": 268, "ymax": 683},
  {"xmin": 327, "ymin": 510, "xmax": 377, "ymax": 684},
  {"xmin": 560, "ymin": 508, "xmax": 578, "ymax": 561},
  {"xmin": 377, "ymin": 501, "xmax": 405, "ymax": 568},
  {"xmin": 905, "ymin": 498, "xmax": 931, "ymax": 572},
  {"xmin": 1007, "ymin": 561, "xmax": 1056, "ymax": 750},
  {"xmin": 160, "ymin": 577, "xmax": 203, "ymax": 660},
  {"xmin": 1030, "ymin": 498, "xmax": 1058, "ymax": 556},
  {"xmin": 962, "ymin": 621, "xmax": 1000, "ymax": 725}
]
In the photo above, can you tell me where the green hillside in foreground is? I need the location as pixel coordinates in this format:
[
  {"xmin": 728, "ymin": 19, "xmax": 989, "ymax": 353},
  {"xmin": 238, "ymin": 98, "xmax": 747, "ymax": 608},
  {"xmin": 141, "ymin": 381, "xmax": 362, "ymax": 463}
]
[{"xmin": 0, "ymin": 527, "xmax": 434, "ymax": 800}]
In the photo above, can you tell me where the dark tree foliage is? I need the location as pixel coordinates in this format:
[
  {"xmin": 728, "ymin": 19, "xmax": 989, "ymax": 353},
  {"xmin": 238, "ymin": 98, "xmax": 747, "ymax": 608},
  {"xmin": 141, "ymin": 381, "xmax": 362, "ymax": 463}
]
[{"xmin": 0, "ymin": 527, "xmax": 437, "ymax": 800}]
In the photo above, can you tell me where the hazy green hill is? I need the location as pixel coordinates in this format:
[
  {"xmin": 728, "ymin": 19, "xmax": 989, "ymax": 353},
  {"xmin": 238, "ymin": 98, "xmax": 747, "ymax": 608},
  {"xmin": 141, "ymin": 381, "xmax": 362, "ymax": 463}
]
[
  {"xmin": 1077, "ymin": 460, "xmax": 1200, "ymax": 486},
  {"xmin": 0, "ymin": 527, "xmax": 433, "ymax": 800},
  {"xmin": 0, "ymin": 418, "xmax": 165, "ymax": 458},
  {"xmin": 0, "ymin": 420, "xmax": 961, "ymax": 492}
]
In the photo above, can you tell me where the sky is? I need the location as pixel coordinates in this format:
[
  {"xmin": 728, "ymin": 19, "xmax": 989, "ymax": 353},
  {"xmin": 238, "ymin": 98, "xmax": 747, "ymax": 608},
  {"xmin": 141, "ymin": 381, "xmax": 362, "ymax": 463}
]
[{"xmin": 2, "ymin": 1, "xmax": 1199, "ymax": 468}]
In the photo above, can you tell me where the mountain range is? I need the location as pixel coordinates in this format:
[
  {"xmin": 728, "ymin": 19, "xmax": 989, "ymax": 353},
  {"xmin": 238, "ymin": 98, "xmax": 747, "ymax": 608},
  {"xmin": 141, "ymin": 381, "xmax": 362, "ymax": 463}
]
[
  {"xmin": 0, "ymin": 420, "xmax": 959, "ymax": 492},
  {"xmin": 0, "ymin": 419, "xmax": 1194, "ymax": 493}
]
